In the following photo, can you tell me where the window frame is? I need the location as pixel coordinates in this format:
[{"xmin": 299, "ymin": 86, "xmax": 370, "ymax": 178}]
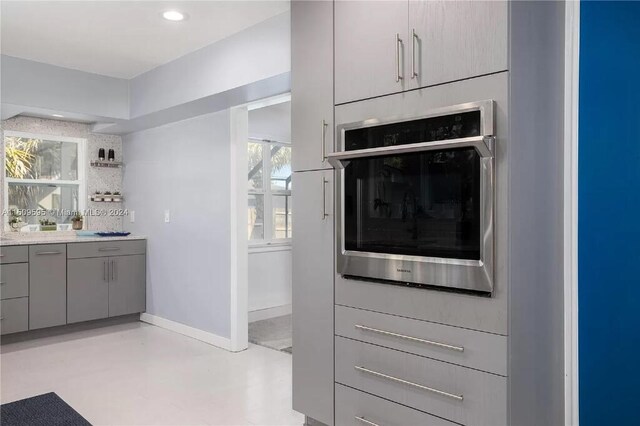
[
  {"xmin": 3, "ymin": 130, "xmax": 87, "ymax": 231},
  {"xmin": 248, "ymin": 137, "xmax": 292, "ymax": 247}
]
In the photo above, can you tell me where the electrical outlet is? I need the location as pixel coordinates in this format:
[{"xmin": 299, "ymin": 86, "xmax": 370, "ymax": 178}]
[
  {"xmin": 130, "ymin": 210, "xmax": 135, "ymax": 223},
  {"xmin": 164, "ymin": 210, "xmax": 170, "ymax": 223}
]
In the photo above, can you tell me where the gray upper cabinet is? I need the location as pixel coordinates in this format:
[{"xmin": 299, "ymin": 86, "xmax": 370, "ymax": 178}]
[
  {"xmin": 29, "ymin": 244, "xmax": 67, "ymax": 330},
  {"xmin": 109, "ymin": 254, "xmax": 146, "ymax": 317},
  {"xmin": 407, "ymin": 0, "xmax": 508, "ymax": 90},
  {"xmin": 334, "ymin": 1, "xmax": 409, "ymax": 104},
  {"xmin": 67, "ymin": 257, "xmax": 109, "ymax": 324},
  {"xmin": 291, "ymin": 0, "xmax": 334, "ymax": 172},
  {"xmin": 292, "ymin": 169, "xmax": 334, "ymax": 426}
]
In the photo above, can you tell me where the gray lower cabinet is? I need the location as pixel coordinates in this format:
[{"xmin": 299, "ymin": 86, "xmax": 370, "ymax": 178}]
[
  {"xmin": 108, "ymin": 254, "xmax": 145, "ymax": 317},
  {"xmin": 68, "ymin": 254, "xmax": 146, "ymax": 322},
  {"xmin": 29, "ymin": 244, "xmax": 67, "ymax": 330},
  {"xmin": 335, "ymin": 336, "xmax": 507, "ymax": 426},
  {"xmin": 67, "ymin": 257, "xmax": 109, "ymax": 323},
  {"xmin": 335, "ymin": 383, "xmax": 455, "ymax": 426},
  {"xmin": 0, "ymin": 297, "xmax": 29, "ymax": 335},
  {"xmin": 292, "ymin": 169, "xmax": 334, "ymax": 426},
  {"xmin": 0, "ymin": 263, "xmax": 29, "ymax": 300}
]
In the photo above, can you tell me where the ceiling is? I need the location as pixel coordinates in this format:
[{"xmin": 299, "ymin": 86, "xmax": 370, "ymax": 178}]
[{"xmin": 0, "ymin": 1, "xmax": 290, "ymax": 79}]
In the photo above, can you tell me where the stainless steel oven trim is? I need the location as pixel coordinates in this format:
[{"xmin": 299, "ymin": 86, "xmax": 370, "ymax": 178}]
[
  {"xmin": 335, "ymin": 100, "xmax": 495, "ymax": 149},
  {"xmin": 332, "ymin": 100, "xmax": 495, "ymax": 293}
]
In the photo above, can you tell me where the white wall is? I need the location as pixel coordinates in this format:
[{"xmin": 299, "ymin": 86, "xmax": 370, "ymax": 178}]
[
  {"xmin": 123, "ymin": 110, "xmax": 231, "ymax": 338},
  {"xmin": 130, "ymin": 12, "xmax": 290, "ymax": 118},
  {"xmin": 248, "ymin": 247, "xmax": 292, "ymax": 314},
  {"xmin": 1, "ymin": 55, "xmax": 129, "ymax": 119},
  {"xmin": 248, "ymin": 101, "xmax": 291, "ymax": 142}
]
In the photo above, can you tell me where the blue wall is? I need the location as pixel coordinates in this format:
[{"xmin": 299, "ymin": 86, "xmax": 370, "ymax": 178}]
[{"xmin": 579, "ymin": 2, "xmax": 640, "ymax": 424}]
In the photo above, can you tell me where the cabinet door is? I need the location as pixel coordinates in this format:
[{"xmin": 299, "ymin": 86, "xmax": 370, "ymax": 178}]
[
  {"xmin": 291, "ymin": 0, "xmax": 334, "ymax": 172},
  {"xmin": 335, "ymin": 1, "xmax": 409, "ymax": 104},
  {"xmin": 109, "ymin": 255, "xmax": 146, "ymax": 317},
  {"xmin": 292, "ymin": 170, "xmax": 334, "ymax": 425},
  {"xmin": 408, "ymin": 0, "xmax": 508, "ymax": 89},
  {"xmin": 67, "ymin": 257, "xmax": 109, "ymax": 323},
  {"xmin": 29, "ymin": 244, "xmax": 67, "ymax": 330}
]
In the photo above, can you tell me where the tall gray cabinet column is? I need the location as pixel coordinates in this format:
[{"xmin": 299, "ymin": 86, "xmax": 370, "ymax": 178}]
[{"xmin": 291, "ymin": 1, "xmax": 335, "ymax": 425}]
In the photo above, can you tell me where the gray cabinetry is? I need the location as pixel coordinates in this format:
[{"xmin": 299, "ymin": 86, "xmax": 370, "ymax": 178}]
[
  {"xmin": 29, "ymin": 244, "xmax": 67, "ymax": 330},
  {"xmin": 0, "ymin": 263, "xmax": 29, "ymax": 300},
  {"xmin": 108, "ymin": 254, "xmax": 145, "ymax": 317},
  {"xmin": 291, "ymin": 0, "xmax": 334, "ymax": 172},
  {"xmin": 0, "ymin": 297, "xmax": 29, "ymax": 335},
  {"xmin": 335, "ymin": 383, "xmax": 455, "ymax": 426},
  {"xmin": 292, "ymin": 169, "xmax": 334, "ymax": 425},
  {"xmin": 67, "ymin": 257, "xmax": 109, "ymax": 323},
  {"xmin": 335, "ymin": 337, "xmax": 507, "ymax": 426},
  {"xmin": 334, "ymin": 0, "xmax": 408, "ymax": 104},
  {"xmin": 0, "ymin": 246, "xmax": 28, "ymax": 264},
  {"xmin": 407, "ymin": 0, "xmax": 508, "ymax": 90},
  {"xmin": 67, "ymin": 242, "xmax": 146, "ymax": 322}
]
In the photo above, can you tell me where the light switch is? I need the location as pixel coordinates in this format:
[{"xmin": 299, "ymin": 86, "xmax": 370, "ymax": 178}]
[
  {"xmin": 164, "ymin": 210, "xmax": 170, "ymax": 223},
  {"xmin": 130, "ymin": 210, "xmax": 135, "ymax": 223}
]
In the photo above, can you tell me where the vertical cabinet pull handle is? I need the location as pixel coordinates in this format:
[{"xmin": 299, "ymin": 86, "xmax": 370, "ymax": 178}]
[
  {"xmin": 321, "ymin": 119, "xmax": 328, "ymax": 162},
  {"xmin": 104, "ymin": 261, "xmax": 107, "ymax": 282},
  {"xmin": 321, "ymin": 177, "xmax": 329, "ymax": 220},
  {"xmin": 114, "ymin": 259, "xmax": 118, "ymax": 281},
  {"xmin": 395, "ymin": 33, "xmax": 403, "ymax": 82},
  {"xmin": 411, "ymin": 29, "xmax": 418, "ymax": 79},
  {"xmin": 110, "ymin": 260, "xmax": 115, "ymax": 282}
]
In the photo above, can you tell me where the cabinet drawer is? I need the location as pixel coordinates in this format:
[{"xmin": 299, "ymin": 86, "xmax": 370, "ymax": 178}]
[
  {"xmin": 0, "ymin": 297, "xmax": 29, "ymax": 335},
  {"xmin": 336, "ymin": 383, "xmax": 455, "ymax": 426},
  {"xmin": 335, "ymin": 337, "xmax": 506, "ymax": 426},
  {"xmin": 336, "ymin": 305, "xmax": 507, "ymax": 376},
  {"xmin": 67, "ymin": 240, "xmax": 146, "ymax": 259},
  {"xmin": 0, "ymin": 246, "xmax": 29, "ymax": 264},
  {"xmin": 0, "ymin": 263, "xmax": 29, "ymax": 300}
]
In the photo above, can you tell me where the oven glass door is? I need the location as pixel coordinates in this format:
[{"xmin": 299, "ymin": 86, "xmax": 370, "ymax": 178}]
[{"xmin": 344, "ymin": 147, "xmax": 481, "ymax": 260}]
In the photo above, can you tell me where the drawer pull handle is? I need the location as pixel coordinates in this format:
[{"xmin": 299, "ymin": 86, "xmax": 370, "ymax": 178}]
[
  {"xmin": 0, "ymin": 254, "xmax": 5, "ymax": 257},
  {"xmin": 355, "ymin": 324, "xmax": 464, "ymax": 352},
  {"xmin": 36, "ymin": 251, "xmax": 62, "ymax": 255},
  {"xmin": 355, "ymin": 416, "xmax": 380, "ymax": 426},
  {"xmin": 98, "ymin": 247, "xmax": 121, "ymax": 252},
  {"xmin": 355, "ymin": 366, "xmax": 464, "ymax": 402}
]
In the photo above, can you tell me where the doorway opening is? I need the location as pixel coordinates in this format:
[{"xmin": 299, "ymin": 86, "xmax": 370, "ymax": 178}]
[{"xmin": 245, "ymin": 94, "xmax": 293, "ymax": 353}]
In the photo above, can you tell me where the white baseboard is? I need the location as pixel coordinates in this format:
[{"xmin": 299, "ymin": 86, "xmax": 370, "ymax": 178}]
[
  {"xmin": 248, "ymin": 304, "xmax": 292, "ymax": 322},
  {"xmin": 140, "ymin": 313, "xmax": 235, "ymax": 352}
]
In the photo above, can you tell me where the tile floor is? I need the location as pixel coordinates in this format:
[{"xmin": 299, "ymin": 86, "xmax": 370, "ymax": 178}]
[{"xmin": 0, "ymin": 320, "xmax": 304, "ymax": 425}]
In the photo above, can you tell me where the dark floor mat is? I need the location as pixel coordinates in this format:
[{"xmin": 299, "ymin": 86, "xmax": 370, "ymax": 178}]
[{"xmin": 0, "ymin": 392, "xmax": 91, "ymax": 426}]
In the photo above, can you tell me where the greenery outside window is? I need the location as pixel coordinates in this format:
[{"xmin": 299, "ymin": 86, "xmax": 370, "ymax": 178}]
[
  {"xmin": 248, "ymin": 138, "xmax": 292, "ymax": 243},
  {"xmin": 3, "ymin": 131, "xmax": 86, "ymax": 230}
]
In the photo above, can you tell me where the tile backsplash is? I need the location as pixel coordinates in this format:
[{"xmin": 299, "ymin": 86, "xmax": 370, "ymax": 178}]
[{"xmin": 1, "ymin": 116, "xmax": 124, "ymax": 232}]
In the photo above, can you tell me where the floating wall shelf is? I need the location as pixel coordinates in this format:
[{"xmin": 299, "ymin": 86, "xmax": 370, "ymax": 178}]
[{"xmin": 90, "ymin": 160, "xmax": 122, "ymax": 168}]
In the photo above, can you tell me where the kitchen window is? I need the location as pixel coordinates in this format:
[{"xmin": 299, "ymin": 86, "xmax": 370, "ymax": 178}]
[
  {"xmin": 3, "ymin": 131, "xmax": 86, "ymax": 230},
  {"xmin": 248, "ymin": 138, "xmax": 292, "ymax": 243}
]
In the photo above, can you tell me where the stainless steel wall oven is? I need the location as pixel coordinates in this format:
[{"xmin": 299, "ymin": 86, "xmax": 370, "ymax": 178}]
[{"xmin": 328, "ymin": 101, "xmax": 495, "ymax": 293}]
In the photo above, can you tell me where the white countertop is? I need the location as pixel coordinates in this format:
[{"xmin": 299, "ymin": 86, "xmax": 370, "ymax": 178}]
[{"xmin": 0, "ymin": 232, "xmax": 146, "ymax": 246}]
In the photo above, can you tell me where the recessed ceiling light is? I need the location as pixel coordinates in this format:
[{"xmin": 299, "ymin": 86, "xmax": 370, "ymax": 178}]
[
  {"xmin": 52, "ymin": 114, "xmax": 64, "ymax": 118},
  {"xmin": 162, "ymin": 10, "xmax": 185, "ymax": 21}
]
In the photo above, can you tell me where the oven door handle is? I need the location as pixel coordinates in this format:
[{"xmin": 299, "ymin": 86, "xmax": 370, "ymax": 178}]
[{"xmin": 326, "ymin": 135, "xmax": 494, "ymax": 169}]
